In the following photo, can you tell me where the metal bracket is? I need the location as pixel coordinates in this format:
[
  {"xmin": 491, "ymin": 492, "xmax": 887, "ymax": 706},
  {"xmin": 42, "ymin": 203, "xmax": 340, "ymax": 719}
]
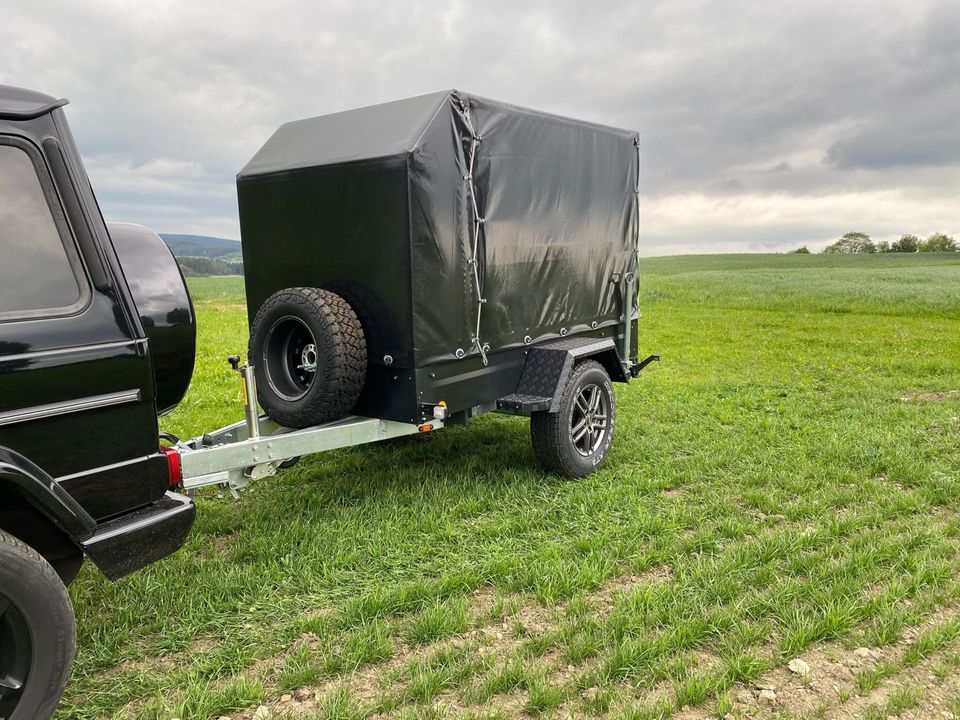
[
  {"xmin": 630, "ymin": 354, "xmax": 660, "ymax": 378},
  {"xmin": 497, "ymin": 337, "xmax": 626, "ymax": 416}
]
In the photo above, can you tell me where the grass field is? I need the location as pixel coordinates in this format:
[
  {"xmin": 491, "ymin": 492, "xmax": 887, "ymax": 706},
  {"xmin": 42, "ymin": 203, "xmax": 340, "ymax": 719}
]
[{"xmin": 61, "ymin": 253, "xmax": 960, "ymax": 719}]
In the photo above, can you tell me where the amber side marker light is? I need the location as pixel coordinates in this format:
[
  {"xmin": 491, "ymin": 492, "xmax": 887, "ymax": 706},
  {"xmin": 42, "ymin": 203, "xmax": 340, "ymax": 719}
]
[{"xmin": 419, "ymin": 424, "xmax": 434, "ymax": 433}]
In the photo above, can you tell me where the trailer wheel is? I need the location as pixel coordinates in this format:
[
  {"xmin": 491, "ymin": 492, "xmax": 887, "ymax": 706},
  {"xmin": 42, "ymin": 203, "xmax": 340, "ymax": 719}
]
[
  {"xmin": 530, "ymin": 360, "xmax": 616, "ymax": 478},
  {"xmin": 0, "ymin": 530, "xmax": 76, "ymax": 720},
  {"xmin": 250, "ymin": 287, "xmax": 366, "ymax": 428}
]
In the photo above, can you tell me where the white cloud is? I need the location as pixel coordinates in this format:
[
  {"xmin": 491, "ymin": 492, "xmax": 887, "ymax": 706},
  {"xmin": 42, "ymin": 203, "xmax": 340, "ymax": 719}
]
[{"xmin": 643, "ymin": 187, "xmax": 960, "ymax": 255}]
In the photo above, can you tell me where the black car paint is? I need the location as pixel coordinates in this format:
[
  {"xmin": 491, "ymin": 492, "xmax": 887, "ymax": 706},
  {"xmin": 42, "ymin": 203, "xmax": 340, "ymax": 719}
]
[
  {"xmin": 110, "ymin": 222, "xmax": 197, "ymax": 416},
  {"xmin": 0, "ymin": 447, "xmax": 95, "ymax": 542},
  {"xmin": 0, "ymin": 85, "xmax": 195, "ymax": 579}
]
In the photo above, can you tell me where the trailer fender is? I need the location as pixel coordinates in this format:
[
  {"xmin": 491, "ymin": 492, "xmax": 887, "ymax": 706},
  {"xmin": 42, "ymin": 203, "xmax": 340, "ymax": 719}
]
[
  {"xmin": 0, "ymin": 446, "xmax": 96, "ymax": 544},
  {"xmin": 496, "ymin": 338, "xmax": 627, "ymax": 416}
]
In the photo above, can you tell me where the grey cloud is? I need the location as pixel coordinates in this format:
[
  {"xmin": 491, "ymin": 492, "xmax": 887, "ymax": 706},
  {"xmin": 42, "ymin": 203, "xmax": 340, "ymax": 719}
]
[
  {"xmin": 826, "ymin": 111, "xmax": 960, "ymax": 169},
  {"xmin": 1, "ymin": 0, "xmax": 957, "ymax": 250}
]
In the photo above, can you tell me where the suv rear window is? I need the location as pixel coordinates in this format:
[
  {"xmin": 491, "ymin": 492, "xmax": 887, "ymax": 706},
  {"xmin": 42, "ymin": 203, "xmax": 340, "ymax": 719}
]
[{"xmin": 0, "ymin": 141, "xmax": 87, "ymax": 319}]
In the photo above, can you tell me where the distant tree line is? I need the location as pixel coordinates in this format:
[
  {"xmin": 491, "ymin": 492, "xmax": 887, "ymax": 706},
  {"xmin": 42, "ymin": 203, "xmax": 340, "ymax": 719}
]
[
  {"xmin": 175, "ymin": 256, "xmax": 244, "ymax": 276},
  {"xmin": 791, "ymin": 231, "xmax": 958, "ymax": 255}
]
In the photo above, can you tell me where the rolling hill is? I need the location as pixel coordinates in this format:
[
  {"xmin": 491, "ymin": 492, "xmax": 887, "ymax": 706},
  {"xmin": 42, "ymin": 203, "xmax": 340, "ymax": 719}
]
[
  {"xmin": 160, "ymin": 233, "xmax": 243, "ymax": 275},
  {"xmin": 160, "ymin": 233, "xmax": 243, "ymax": 261}
]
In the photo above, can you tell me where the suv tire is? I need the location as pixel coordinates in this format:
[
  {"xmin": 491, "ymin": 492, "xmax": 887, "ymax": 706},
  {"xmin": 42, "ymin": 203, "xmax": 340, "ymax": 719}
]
[{"xmin": 0, "ymin": 529, "xmax": 75, "ymax": 720}]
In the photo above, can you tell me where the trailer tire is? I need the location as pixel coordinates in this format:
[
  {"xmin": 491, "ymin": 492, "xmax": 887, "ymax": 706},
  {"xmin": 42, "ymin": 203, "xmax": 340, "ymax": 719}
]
[
  {"xmin": 0, "ymin": 529, "xmax": 75, "ymax": 720},
  {"xmin": 250, "ymin": 287, "xmax": 367, "ymax": 429},
  {"xmin": 530, "ymin": 360, "xmax": 615, "ymax": 478}
]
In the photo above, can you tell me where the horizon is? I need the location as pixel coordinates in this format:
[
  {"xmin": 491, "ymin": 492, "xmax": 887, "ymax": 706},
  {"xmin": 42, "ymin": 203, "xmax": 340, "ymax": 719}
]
[{"xmin": 159, "ymin": 231, "xmax": 958, "ymax": 259}]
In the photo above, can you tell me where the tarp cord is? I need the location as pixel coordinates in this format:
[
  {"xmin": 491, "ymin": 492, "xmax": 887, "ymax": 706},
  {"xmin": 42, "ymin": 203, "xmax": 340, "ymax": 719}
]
[{"xmin": 461, "ymin": 102, "xmax": 488, "ymax": 366}]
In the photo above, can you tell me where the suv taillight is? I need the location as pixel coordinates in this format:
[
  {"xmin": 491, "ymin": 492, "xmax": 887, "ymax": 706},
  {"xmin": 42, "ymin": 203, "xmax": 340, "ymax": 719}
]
[{"xmin": 160, "ymin": 446, "xmax": 181, "ymax": 487}]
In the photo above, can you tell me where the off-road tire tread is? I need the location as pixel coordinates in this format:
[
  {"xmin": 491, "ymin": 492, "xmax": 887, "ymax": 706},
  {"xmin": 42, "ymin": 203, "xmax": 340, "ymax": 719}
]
[
  {"xmin": 250, "ymin": 287, "xmax": 366, "ymax": 428},
  {"xmin": 0, "ymin": 529, "xmax": 75, "ymax": 720},
  {"xmin": 530, "ymin": 360, "xmax": 615, "ymax": 478}
]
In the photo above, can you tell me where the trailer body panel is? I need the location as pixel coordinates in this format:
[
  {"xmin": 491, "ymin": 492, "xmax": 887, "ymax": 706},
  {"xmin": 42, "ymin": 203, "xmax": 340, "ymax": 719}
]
[{"xmin": 238, "ymin": 91, "xmax": 640, "ymax": 421}]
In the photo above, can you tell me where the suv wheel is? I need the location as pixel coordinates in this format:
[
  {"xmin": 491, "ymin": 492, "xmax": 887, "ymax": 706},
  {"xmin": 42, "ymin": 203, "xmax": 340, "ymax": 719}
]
[
  {"xmin": 530, "ymin": 359, "xmax": 616, "ymax": 478},
  {"xmin": 0, "ymin": 530, "xmax": 75, "ymax": 720}
]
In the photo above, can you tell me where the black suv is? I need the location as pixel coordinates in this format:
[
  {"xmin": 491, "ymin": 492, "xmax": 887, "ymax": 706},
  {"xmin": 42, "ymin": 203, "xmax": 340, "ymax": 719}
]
[{"xmin": 0, "ymin": 85, "xmax": 197, "ymax": 720}]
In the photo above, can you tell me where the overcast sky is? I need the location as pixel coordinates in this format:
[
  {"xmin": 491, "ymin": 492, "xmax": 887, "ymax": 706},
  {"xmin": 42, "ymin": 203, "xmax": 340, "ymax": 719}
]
[{"xmin": 3, "ymin": 0, "xmax": 958, "ymax": 254}]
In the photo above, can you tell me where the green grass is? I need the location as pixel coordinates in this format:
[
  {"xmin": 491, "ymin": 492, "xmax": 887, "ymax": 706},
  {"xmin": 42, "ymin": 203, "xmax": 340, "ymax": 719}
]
[{"xmin": 59, "ymin": 253, "xmax": 960, "ymax": 719}]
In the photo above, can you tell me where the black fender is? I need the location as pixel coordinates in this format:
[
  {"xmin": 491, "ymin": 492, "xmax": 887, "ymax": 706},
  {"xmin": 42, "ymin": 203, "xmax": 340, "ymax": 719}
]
[
  {"xmin": 496, "ymin": 337, "xmax": 628, "ymax": 416},
  {"xmin": 108, "ymin": 222, "xmax": 196, "ymax": 416},
  {"xmin": 0, "ymin": 445, "xmax": 96, "ymax": 543}
]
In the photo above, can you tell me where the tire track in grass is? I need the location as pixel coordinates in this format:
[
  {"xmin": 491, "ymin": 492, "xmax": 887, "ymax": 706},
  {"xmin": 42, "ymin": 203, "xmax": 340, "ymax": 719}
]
[
  {"xmin": 101, "ymin": 492, "xmax": 959, "ymax": 718},
  {"xmin": 688, "ymin": 598, "xmax": 960, "ymax": 720},
  {"xmin": 567, "ymin": 510, "xmax": 960, "ymax": 719},
  {"xmin": 817, "ymin": 613, "xmax": 960, "ymax": 720},
  {"xmin": 895, "ymin": 653, "xmax": 960, "ymax": 719},
  {"xmin": 284, "ymin": 504, "xmax": 950, "ymax": 717},
  {"xmin": 385, "ymin": 509, "xmax": 960, "ymax": 719},
  {"xmin": 548, "ymin": 506, "xmax": 960, "ymax": 715},
  {"xmin": 222, "ymin": 568, "xmax": 677, "ymax": 719}
]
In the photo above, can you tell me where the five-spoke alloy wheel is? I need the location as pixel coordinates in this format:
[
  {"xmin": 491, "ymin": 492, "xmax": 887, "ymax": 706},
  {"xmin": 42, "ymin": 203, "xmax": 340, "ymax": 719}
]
[
  {"xmin": 570, "ymin": 382, "xmax": 610, "ymax": 456},
  {"xmin": 530, "ymin": 359, "xmax": 616, "ymax": 478}
]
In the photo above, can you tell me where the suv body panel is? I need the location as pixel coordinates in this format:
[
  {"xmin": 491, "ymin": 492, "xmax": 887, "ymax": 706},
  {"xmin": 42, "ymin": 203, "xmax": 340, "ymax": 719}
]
[{"xmin": 0, "ymin": 86, "xmax": 195, "ymax": 576}]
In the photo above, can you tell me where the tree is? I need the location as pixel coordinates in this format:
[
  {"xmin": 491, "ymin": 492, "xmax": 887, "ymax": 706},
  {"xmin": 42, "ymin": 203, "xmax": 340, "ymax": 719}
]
[
  {"xmin": 822, "ymin": 231, "xmax": 876, "ymax": 254},
  {"xmin": 876, "ymin": 240, "xmax": 891, "ymax": 253},
  {"xmin": 890, "ymin": 234, "xmax": 920, "ymax": 253},
  {"xmin": 920, "ymin": 233, "xmax": 958, "ymax": 253},
  {"xmin": 790, "ymin": 246, "xmax": 811, "ymax": 254},
  {"xmin": 175, "ymin": 256, "xmax": 244, "ymax": 276}
]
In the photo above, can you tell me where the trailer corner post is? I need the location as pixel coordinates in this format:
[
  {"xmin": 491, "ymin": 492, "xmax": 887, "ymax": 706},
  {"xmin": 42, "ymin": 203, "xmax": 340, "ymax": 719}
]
[
  {"xmin": 622, "ymin": 271, "xmax": 635, "ymax": 372},
  {"xmin": 630, "ymin": 134, "xmax": 641, "ymax": 372}
]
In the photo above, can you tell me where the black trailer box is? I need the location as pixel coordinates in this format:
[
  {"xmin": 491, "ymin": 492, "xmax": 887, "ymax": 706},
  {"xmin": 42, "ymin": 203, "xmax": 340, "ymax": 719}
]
[{"xmin": 238, "ymin": 90, "xmax": 639, "ymax": 423}]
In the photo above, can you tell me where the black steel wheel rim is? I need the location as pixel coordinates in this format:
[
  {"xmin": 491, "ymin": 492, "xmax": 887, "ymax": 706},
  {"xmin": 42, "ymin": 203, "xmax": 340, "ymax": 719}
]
[
  {"xmin": 263, "ymin": 315, "xmax": 318, "ymax": 401},
  {"xmin": 570, "ymin": 383, "xmax": 609, "ymax": 456},
  {"xmin": 0, "ymin": 595, "xmax": 31, "ymax": 717}
]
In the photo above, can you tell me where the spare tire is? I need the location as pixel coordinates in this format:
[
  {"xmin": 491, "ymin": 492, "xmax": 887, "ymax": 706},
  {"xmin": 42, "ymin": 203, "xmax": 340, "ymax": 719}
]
[{"xmin": 249, "ymin": 287, "xmax": 366, "ymax": 428}]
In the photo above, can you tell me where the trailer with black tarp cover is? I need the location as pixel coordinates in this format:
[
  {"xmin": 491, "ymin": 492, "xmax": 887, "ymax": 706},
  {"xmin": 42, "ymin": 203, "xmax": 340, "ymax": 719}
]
[
  {"xmin": 0, "ymin": 83, "xmax": 659, "ymax": 720},
  {"xmin": 235, "ymin": 90, "xmax": 654, "ymax": 477}
]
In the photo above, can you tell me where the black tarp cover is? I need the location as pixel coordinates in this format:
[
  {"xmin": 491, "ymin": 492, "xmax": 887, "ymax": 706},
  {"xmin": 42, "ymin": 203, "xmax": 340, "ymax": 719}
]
[{"xmin": 238, "ymin": 90, "xmax": 639, "ymax": 369}]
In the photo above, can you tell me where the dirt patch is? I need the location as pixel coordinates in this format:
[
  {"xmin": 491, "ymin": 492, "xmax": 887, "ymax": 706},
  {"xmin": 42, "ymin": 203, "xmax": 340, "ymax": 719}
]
[
  {"xmin": 587, "ymin": 564, "xmax": 674, "ymax": 612},
  {"xmin": 897, "ymin": 658, "xmax": 960, "ymax": 719},
  {"xmin": 901, "ymin": 390, "xmax": 960, "ymax": 403},
  {"xmin": 226, "ymin": 567, "xmax": 677, "ymax": 719},
  {"xmin": 722, "ymin": 602, "xmax": 960, "ymax": 720},
  {"xmin": 197, "ymin": 302, "xmax": 248, "ymax": 310},
  {"xmin": 103, "ymin": 652, "xmax": 181, "ymax": 680}
]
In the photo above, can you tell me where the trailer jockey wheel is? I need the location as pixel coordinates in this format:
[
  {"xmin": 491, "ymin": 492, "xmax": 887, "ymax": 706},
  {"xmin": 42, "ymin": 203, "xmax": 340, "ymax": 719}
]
[
  {"xmin": 530, "ymin": 360, "xmax": 616, "ymax": 478},
  {"xmin": 249, "ymin": 287, "xmax": 366, "ymax": 429},
  {"xmin": 0, "ymin": 530, "xmax": 76, "ymax": 720}
]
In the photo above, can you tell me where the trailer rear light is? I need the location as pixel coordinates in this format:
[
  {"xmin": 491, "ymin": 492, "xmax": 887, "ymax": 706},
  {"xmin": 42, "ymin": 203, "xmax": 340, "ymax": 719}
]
[{"xmin": 161, "ymin": 446, "xmax": 182, "ymax": 487}]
